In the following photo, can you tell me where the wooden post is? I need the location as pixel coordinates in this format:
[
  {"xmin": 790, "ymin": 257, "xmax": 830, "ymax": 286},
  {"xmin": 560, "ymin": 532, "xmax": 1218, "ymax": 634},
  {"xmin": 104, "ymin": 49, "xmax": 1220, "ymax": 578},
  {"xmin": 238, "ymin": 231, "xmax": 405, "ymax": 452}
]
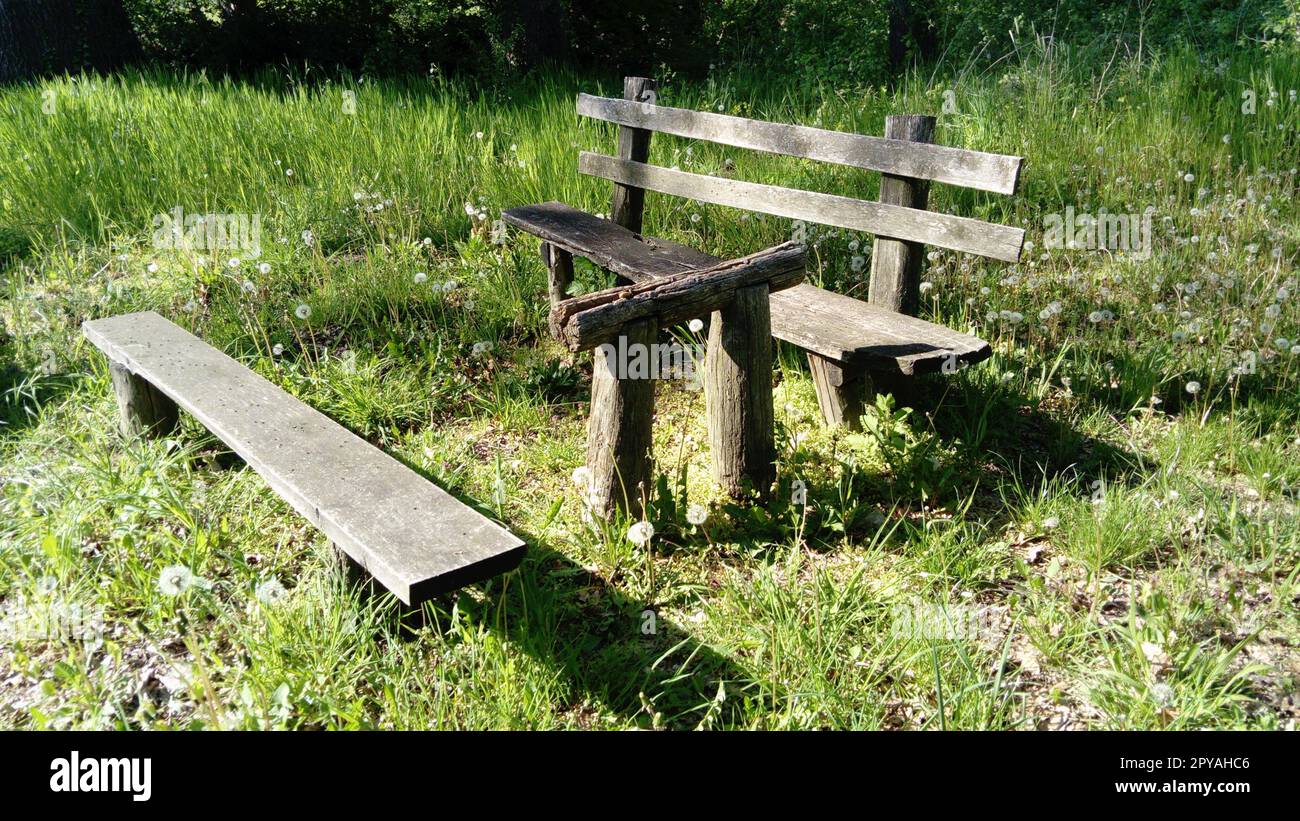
[
  {"xmin": 610, "ymin": 76, "xmax": 656, "ymax": 235},
  {"xmin": 808, "ymin": 354, "xmax": 867, "ymax": 429},
  {"xmin": 586, "ymin": 319, "xmax": 657, "ymax": 517},
  {"xmin": 706, "ymin": 284, "xmax": 775, "ymax": 499},
  {"xmin": 862, "ymin": 113, "xmax": 936, "ymax": 409},
  {"xmin": 540, "ymin": 242, "xmax": 574, "ymax": 306},
  {"xmin": 109, "ymin": 361, "xmax": 179, "ymax": 438},
  {"xmin": 868, "ymin": 114, "xmax": 935, "ymax": 313}
]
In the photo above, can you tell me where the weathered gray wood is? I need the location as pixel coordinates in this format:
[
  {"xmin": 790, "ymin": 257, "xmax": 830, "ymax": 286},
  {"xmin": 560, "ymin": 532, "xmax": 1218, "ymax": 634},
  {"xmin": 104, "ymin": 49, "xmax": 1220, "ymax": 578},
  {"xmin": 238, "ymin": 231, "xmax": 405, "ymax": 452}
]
[
  {"xmin": 82, "ymin": 312, "xmax": 525, "ymax": 604},
  {"xmin": 586, "ymin": 318, "xmax": 657, "ymax": 517},
  {"xmin": 869, "ymin": 115, "xmax": 935, "ymax": 315},
  {"xmin": 505, "ymin": 200, "xmax": 990, "ymax": 373},
  {"xmin": 577, "ymin": 93, "xmax": 1024, "ymax": 195},
  {"xmin": 549, "ymin": 242, "xmax": 805, "ymax": 351},
  {"xmin": 578, "ymin": 152, "xmax": 1025, "ymax": 262},
  {"xmin": 807, "ymin": 353, "xmax": 866, "ymax": 429},
  {"xmin": 541, "ymin": 241, "xmax": 574, "ymax": 305},
  {"xmin": 504, "ymin": 202, "xmax": 718, "ymax": 280},
  {"xmin": 771, "ymin": 283, "xmax": 989, "ymax": 373},
  {"xmin": 109, "ymin": 360, "xmax": 179, "ymax": 438},
  {"xmin": 706, "ymin": 284, "xmax": 775, "ymax": 498},
  {"xmin": 610, "ymin": 77, "xmax": 657, "ymax": 234}
]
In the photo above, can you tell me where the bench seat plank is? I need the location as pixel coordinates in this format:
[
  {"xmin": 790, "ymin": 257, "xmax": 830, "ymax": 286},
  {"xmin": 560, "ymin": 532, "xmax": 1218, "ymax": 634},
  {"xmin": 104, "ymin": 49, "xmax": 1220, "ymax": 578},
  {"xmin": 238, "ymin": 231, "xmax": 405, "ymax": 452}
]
[
  {"xmin": 83, "ymin": 312, "xmax": 525, "ymax": 604},
  {"xmin": 504, "ymin": 202, "xmax": 717, "ymax": 279},
  {"xmin": 504, "ymin": 202, "xmax": 989, "ymax": 373},
  {"xmin": 769, "ymin": 284, "xmax": 989, "ymax": 374}
]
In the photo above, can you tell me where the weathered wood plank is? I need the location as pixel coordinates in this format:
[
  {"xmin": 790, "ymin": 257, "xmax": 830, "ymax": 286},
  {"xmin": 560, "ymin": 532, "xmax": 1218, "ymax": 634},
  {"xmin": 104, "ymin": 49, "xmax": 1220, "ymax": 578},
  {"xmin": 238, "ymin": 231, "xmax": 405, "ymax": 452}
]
[
  {"xmin": 504, "ymin": 202, "xmax": 718, "ymax": 279},
  {"xmin": 576, "ymin": 93, "xmax": 1024, "ymax": 195},
  {"xmin": 770, "ymin": 284, "xmax": 990, "ymax": 374},
  {"xmin": 578, "ymin": 152, "xmax": 1025, "ymax": 262},
  {"xmin": 504, "ymin": 200, "xmax": 990, "ymax": 372},
  {"xmin": 706, "ymin": 284, "xmax": 775, "ymax": 498},
  {"xmin": 549, "ymin": 242, "xmax": 805, "ymax": 351},
  {"xmin": 83, "ymin": 312, "xmax": 525, "ymax": 604}
]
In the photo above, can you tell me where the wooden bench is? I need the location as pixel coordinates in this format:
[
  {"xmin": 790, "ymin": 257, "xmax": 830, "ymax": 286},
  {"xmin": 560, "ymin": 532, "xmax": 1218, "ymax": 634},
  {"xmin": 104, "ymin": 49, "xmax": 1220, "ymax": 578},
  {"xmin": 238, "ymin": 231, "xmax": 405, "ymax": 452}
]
[
  {"xmin": 505, "ymin": 76, "xmax": 1025, "ymax": 429},
  {"xmin": 83, "ymin": 311, "xmax": 525, "ymax": 604}
]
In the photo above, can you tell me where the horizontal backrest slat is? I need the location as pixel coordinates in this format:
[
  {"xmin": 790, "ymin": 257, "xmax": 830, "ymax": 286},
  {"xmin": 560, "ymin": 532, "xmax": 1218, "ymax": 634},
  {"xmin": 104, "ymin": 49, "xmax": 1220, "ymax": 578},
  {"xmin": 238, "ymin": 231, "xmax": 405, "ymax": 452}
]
[
  {"xmin": 577, "ymin": 93, "xmax": 1023, "ymax": 195},
  {"xmin": 579, "ymin": 152, "xmax": 1024, "ymax": 262}
]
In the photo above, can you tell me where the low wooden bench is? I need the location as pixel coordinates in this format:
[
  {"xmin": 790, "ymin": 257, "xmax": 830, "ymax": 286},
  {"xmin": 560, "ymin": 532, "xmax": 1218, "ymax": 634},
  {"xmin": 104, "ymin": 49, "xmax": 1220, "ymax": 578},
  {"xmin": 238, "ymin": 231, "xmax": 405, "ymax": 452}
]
[
  {"xmin": 83, "ymin": 311, "xmax": 525, "ymax": 604},
  {"xmin": 505, "ymin": 76, "xmax": 1026, "ymax": 429}
]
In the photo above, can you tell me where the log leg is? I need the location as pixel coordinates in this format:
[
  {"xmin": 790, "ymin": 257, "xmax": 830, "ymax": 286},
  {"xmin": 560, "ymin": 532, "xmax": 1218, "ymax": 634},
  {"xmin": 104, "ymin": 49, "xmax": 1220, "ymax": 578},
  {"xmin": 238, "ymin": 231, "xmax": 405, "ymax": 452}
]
[
  {"xmin": 808, "ymin": 353, "xmax": 867, "ymax": 430},
  {"xmin": 540, "ymin": 242, "xmax": 574, "ymax": 306},
  {"xmin": 864, "ymin": 369, "xmax": 917, "ymax": 410},
  {"xmin": 109, "ymin": 360, "xmax": 179, "ymax": 438},
  {"xmin": 332, "ymin": 545, "xmax": 426, "ymax": 631},
  {"xmin": 586, "ymin": 318, "xmax": 657, "ymax": 518},
  {"xmin": 706, "ymin": 284, "xmax": 775, "ymax": 499}
]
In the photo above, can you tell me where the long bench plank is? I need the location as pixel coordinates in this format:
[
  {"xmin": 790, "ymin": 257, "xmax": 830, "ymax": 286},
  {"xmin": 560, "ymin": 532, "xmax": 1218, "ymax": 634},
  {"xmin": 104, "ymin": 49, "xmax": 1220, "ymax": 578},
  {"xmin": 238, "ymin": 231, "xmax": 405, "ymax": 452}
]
[
  {"xmin": 578, "ymin": 152, "xmax": 1025, "ymax": 263},
  {"xmin": 504, "ymin": 202, "xmax": 989, "ymax": 372},
  {"xmin": 577, "ymin": 93, "xmax": 1024, "ymax": 195},
  {"xmin": 83, "ymin": 312, "xmax": 525, "ymax": 604}
]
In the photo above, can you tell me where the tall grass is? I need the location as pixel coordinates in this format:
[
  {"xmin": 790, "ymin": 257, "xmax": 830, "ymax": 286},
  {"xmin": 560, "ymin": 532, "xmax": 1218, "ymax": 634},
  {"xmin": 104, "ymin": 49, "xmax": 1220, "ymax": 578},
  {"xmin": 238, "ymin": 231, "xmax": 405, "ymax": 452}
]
[{"xmin": 0, "ymin": 39, "xmax": 1297, "ymax": 729}]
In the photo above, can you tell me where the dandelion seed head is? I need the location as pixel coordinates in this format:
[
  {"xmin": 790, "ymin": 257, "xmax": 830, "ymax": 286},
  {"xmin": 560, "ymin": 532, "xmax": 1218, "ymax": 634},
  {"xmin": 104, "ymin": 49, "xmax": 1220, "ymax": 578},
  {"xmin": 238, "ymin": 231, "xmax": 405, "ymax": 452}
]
[
  {"xmin": 256, "ymin": 577, "xmax": 288, "ymax": 605},
  {"xmin": 686, "ymin": 504, "xmax": 709, "ymax": 526},
  {"xmin": 627, "ymin": 521, "xmax": 655, "ymax": 546},
  {"xmin": 157, "ymin": 565, "xmax": 194, "ymax": 597}
]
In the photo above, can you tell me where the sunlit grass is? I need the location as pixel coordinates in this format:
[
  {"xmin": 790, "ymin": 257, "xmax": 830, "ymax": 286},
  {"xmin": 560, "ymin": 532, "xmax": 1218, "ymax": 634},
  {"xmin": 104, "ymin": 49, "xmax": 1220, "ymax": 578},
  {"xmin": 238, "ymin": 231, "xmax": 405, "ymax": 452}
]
[{"xmin": 1, "ymin": 40, "xmax": 1297, "ymax": 729}]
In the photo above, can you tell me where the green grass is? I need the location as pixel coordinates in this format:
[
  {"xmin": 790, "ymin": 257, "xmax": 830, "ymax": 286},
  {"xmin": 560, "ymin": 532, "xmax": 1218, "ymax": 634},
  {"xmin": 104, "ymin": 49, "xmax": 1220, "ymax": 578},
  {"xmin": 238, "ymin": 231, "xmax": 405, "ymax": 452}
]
[{"xmin": 1, "ymin": 38, "xmax": 1298, "ymax": 729}]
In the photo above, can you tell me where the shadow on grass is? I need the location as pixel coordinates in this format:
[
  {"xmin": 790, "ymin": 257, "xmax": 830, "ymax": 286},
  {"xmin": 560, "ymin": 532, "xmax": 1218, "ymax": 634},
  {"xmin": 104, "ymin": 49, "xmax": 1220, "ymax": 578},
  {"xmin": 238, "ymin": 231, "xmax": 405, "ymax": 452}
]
[
  {"xmin": 346, "ymin": 452, "xmax": 762, "ymax": 730},
  {"xmin": 921, "ymin": 372, "xmax": 1148, "ymax": 488},
  {"xmin": 0, "ymin": 363, "xmax": 79, "ymax": 442}
]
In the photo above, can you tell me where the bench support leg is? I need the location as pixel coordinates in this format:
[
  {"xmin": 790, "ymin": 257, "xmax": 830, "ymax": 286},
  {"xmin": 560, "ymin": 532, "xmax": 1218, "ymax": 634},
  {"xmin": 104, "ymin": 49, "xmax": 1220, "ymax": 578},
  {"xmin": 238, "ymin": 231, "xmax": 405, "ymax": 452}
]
[
  {"xmin": 586, "ymin": 319, "xmax": 657, "ymax": 518},
  {"xmin": 332, "ymin": 544, "xmax": 428, "ymax": 631},
  {"xmin": 808, "ymin": 354, "xmax": 867, "ymax": 430},
  {"xmin": 109, "ymin": 361, "xmax": 179, "ymax": 438},
  {"xmin": 540, "ymin": 242, "xmax": 574, "ymax": 306},
  {"xmin": 706, "ymin": 284, "xmax": 775, "ymax": 499},
  {"xmin": 863, "ymin": 370, "xmax": 917, "ymax": 410}
]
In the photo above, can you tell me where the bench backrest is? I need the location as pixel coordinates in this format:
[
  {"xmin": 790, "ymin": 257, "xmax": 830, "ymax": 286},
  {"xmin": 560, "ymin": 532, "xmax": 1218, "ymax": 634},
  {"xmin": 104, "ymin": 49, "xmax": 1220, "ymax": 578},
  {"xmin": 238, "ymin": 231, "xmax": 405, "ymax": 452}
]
[{"xmin": 576, "ymin": 81, "xmax": 1026, "ymax": 264}]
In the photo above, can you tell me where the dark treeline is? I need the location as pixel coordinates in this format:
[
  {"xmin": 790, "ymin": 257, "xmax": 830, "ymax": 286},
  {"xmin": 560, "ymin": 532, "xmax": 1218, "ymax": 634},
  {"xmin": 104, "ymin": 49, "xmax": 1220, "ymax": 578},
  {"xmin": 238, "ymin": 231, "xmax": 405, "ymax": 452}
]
[{"xmin": 1, "ymin": 0, "xmax": 1294, "ymax": 84}]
